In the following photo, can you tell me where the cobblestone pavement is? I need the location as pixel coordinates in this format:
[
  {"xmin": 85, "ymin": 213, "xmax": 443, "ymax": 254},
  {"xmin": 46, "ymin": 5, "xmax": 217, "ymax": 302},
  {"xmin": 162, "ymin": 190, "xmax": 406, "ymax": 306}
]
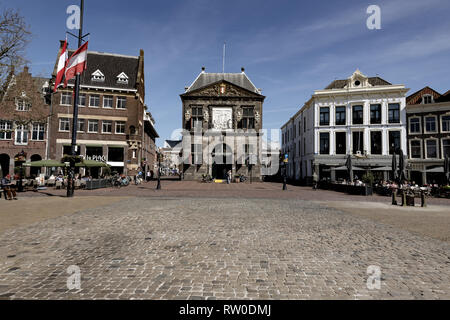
[
  {"xmin": 20, "ymin": 180, "xmax": 450, "ymax": 206},
  {"xmin": 1, "ymin": 197, "xmax": 449, "ymax": 300}
]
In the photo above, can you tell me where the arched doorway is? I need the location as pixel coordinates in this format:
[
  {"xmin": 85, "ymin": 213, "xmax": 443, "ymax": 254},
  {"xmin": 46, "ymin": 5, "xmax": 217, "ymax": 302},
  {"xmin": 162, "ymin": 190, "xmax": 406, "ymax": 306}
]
[
  {"xmin": 211, "ymin": 144, "xmax": 232, "ymax": 179},
  {"xmin": 0, "ymin": 154, "xmax": 10, "ymax": 178},
  {"xmin": 30, "ymin": 154, "xmax": 42, "ymax": 177}
]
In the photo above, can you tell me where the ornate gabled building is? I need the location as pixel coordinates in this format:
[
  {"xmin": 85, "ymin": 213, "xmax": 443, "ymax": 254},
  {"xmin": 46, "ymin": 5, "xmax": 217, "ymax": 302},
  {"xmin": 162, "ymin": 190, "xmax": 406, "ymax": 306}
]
[
  {"xmin": 49, "ymin": 42, "xmax": 158, "ymax": 176},
  {"xmin": 180, "ymin": 67, "xmax": 265, "ymax": 181},
  {"xmin": 406, "ymin": 87, "xmax": 450, "ymax": 185},
  {"xmin": 0, "ymin": 66, "xmax": 51, "ymax": 177}
]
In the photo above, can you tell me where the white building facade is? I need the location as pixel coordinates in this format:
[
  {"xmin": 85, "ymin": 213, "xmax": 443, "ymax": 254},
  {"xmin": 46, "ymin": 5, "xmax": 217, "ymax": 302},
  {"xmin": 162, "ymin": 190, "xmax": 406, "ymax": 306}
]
[{"xmin": 281, "ymin": 70, "xmax": 409, "ymax": 183}]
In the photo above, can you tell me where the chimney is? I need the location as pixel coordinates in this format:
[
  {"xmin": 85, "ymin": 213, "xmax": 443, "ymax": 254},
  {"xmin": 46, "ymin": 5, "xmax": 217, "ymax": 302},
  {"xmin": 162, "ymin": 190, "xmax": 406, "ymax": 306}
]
[{"xmin": 241, "ymin": 67, "xmax": 245, "ymax": 73}]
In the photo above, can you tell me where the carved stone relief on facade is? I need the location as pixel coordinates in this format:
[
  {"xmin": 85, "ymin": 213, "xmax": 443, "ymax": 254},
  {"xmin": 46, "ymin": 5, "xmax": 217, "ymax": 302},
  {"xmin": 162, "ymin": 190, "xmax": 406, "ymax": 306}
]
[{"xmin": 212, "ymin": 107, "xmax": 233, "ymax": 130}]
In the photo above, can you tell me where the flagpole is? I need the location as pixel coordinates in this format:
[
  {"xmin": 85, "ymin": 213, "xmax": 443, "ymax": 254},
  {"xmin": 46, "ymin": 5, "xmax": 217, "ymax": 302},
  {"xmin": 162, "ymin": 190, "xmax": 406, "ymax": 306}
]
[{"xmin": 68, "ymin": 0, "xmax": 84, "ymax": 197}]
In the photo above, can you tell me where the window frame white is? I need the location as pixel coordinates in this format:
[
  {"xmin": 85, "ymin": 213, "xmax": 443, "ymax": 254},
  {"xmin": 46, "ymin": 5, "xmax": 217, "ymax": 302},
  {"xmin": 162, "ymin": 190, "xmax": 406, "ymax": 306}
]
[
  {"xmin": 103, "ymin": 95, "xmax": 114, "ymax": 108},
  {"xmin": 425, "ymin": 138, "xmax": 439, "ymax": 159},
  {"xmin": 0, "ymin": 120, "xmax": 13, "ymax": 140},
  {"xmin": 87, "ymin": 119, "xmax": 99, "ymax": 133},
  {"xmin": 59, "ymin": 118, "xmax": 70, "ymax": 132},
  {"xmin": 14, "ymin": 123, "xmax": 29, "ymax": 145},
  {"xmin": 60, "ymin": 92, "xmax": 72, "ymax": 106},
  {"xmin": 409, "ymin": 139, "xmax": 422, "ymax": 159},
  {"xmin": 440, "ymin": 114, "xmax": 450, "ymax": 133},
  {"xmin": 102, "ymin": 120, "xmax": 112, "ymax": 134},
  {"xmin": 424, "ymin": 115, "xmax": 438, "ymax": 134},
  {"xmin": 115, "ymin": 121, "xmax": 126, "ymax": 134},
  {"xmin": 409, "ymin": 116, "xmax": 422, "ymax": 134},
  {"xmin": 116, "ymin": 96, "xmax": 127, "ymax": 109},
  {"xmin": 31, "ymin": 123, "xmax": 45, "ymax": 141},
  {"xmin": 89, "ymin": 94, "xmax": 100, "ymax": 108}
]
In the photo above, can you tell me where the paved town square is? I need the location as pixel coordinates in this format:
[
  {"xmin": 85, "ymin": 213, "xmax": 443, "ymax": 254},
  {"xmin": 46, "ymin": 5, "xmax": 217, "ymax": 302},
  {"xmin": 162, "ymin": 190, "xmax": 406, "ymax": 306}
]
[{"xmin": 1, "ymin": 183, "xmax": 449, "ymax": 300}]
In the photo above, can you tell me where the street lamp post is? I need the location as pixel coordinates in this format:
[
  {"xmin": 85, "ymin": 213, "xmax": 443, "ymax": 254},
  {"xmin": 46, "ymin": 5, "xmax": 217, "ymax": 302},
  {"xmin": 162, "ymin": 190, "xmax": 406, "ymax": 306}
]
[
  {"xmin": 67, "ymin": 0, "xmax": 87, "ymax": 197},
  {"xmin": 156, "ymin": 152, "xmax": 161, "ymax": 190}
]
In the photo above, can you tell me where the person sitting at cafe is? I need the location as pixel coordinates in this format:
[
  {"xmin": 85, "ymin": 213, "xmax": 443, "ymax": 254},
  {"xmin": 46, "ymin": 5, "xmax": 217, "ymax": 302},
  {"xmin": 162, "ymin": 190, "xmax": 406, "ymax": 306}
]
[{"xmin": 1, "ymin": 174, "xmax": 17, "ymax": 200}]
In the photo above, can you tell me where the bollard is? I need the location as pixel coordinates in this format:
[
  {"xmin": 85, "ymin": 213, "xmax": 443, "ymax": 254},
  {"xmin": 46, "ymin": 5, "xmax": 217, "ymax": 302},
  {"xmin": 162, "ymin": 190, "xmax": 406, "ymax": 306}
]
[
  {"xmin": 421, "ymin": 190, "xmax": 427, "ymax": 207},
  {"xmin": 402, "ymin": 190, "xmax": 407, "ymax": 207},
  {"xmin": 392, "ymin": 189, "xmax": 397, "ymax": 205}
]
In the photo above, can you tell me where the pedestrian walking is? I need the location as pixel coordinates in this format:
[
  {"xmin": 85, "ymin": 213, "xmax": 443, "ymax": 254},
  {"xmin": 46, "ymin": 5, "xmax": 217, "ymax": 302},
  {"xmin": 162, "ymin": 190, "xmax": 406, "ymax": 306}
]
[{"xmin": 227, "ymin": 170, "xmax": 232, "ymax": 184}]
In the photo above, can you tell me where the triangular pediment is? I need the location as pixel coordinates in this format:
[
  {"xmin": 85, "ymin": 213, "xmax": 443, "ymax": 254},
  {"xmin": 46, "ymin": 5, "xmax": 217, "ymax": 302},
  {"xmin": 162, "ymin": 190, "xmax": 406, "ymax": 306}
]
[
  {"xmin": 345, "ymin": 69, "xmax": 372, "ymax": 89},
  {"xmin": 182, "ymin": 80, "xmax": 262, "ymax": 98}
]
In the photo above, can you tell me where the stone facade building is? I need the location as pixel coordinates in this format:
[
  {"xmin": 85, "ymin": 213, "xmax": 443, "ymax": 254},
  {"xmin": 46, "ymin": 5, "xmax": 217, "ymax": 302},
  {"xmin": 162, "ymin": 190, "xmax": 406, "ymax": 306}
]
[
  {"xmin": 48, "ymin": 42, "xmax": 158, "ymax": 176},
  {"xmin": 281, "ymin": 70, "xmax": 409, "ymax": 183},
  {"xmin": 180, "ymin": 68, "xmax": 265, "ymax": 181},
  {"xmin": 0, "ymin": 66, "xmax": 51, "ymax": 177},
  {"xmin": 406, "ymin": 87, "xmax": 450, "ymax": 185}
]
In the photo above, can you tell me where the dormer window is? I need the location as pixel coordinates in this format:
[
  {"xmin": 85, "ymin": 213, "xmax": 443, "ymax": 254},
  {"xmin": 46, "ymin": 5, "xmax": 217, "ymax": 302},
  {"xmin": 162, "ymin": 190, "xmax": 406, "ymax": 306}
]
[
  {"xmin": 116, "ymin": 72, "xmax": 129, "ymax": 84},
  {"xmin": 91, "ymin": 69, "xmax": 105, "ymax": 82},
  {"xmin": 422, "ymin": 94, "xmax": 433, "ymax": 104},
  {"xmin": 15, "ymin": 96, "xmax": 31, "ymax": 111}
]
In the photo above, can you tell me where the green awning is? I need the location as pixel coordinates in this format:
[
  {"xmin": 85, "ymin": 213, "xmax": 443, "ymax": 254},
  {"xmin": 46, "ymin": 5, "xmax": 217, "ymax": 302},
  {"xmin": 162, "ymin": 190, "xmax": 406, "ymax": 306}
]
[
  {"xmin": 22, "ymin": 160, "xmax": 64, "ymax": 167},
  {"xmin": 76, "ymin": 160, "xmax": 110, "ymax": 167}
]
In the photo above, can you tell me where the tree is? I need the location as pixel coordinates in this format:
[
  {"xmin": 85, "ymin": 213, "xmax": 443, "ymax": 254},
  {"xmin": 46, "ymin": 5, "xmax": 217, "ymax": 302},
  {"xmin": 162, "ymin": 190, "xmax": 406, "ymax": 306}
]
[{"xmin": 0, "ymin": 7, "xmax": 31, "ymax": 96}]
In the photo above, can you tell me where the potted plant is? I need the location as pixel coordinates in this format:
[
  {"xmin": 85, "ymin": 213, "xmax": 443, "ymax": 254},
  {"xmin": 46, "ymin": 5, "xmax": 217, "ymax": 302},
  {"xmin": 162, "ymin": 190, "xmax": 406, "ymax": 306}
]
[{"xmin": 362, "ymin": 172, "xmax": 374, "ymax": 196}]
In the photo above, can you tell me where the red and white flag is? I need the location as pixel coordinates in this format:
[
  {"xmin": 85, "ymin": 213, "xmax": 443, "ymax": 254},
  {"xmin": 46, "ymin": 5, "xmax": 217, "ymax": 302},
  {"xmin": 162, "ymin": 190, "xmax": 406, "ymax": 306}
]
[
  {"xmin": 54, "ymin": 40, "xmax": 68, "ymax": 92},
  {"xmin": 64, "ymin": 41, "xmax": 89, "ymax": 87}
]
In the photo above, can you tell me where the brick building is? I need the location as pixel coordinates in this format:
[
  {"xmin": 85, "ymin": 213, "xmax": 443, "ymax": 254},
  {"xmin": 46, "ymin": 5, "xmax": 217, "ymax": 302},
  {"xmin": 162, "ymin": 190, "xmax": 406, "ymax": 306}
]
[
  {"xmin": 180, "ymin": 67, "xmax": 265, "ymax": 181},
  {"xmin": 406, "ymin": 87, "xmax": 450, "ymax": 185},
  {"xmin": 48, "ymin": 42, "xmax": 158, "ymax": 177},
  {"xmin": 0, "ymin": 66, "xmax": 51, "ymax": 178}
]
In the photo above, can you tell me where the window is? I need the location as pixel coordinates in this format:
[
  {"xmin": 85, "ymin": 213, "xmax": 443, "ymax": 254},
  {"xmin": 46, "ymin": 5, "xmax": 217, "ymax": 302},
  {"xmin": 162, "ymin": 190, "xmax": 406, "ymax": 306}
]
[
  {"xmin": 410, "ymin": 140, "xmax": 422, "ymax": 159},
  {"xmin": 441, "ymin": 115, "xmax": 450, "ymax": 132},
  {"xmin": 86, "ymin": 146, "xmax": 103, "ymax": 160},
  {"xmin": 409, "ymin": 118, "xmax": 421, "ymax": 134},
  {"xmin": 88, "ymin": 120, "xmax": 99, "ymax": 133},
  {"xmin": 298, "ymin": 122, "xmax": 301, "ymax": 135},
  {"xmin": 352, "ymin": 105, "xmax": 363, "ymax": 124},
  {"xmin": 89, "ymin": 95, "xmax": 100, "ymax": 107},
  {"xmin": 319, "ymin": 132, "xmax": 329, "ymax": 155},
  {"xmin": 423, "ymin": 95, "xmax": 433, "ymax": 104},
  {"xmin": 115, "ymin": 121, "xmax": 126, "ymax": 134},
  {"xmin": 103, "ymin": 95, "xmax": 113, "ymax": 108},
  {"xmin": 102, "ymin": 120, "xmax": 112, "ymax": 133},
  {"xmin": 116, "ymin": 72, "xmax": 129, "ymax": 84},
  {"xmin": 15, "ymin": 98, "xmax": 31, "ymax": 111},
  {"xmin": 15, "ymin": 124, "xmax": 28, "ymax": 145},
  {"xmin": 59, "ymin": 118, "xmax": 70, "ymax": 131},
  {"xmin": 191, "ymin": 107, "xmax": 203, "ymax": 129},
  {"xmin": 31, "ymin": 123, "xmax": 45, "ymax": 141},
  {"xmin": 335, "ymin": 106, "xmax": 346, "ymax": 125},
  {"xmin": 352, "ymin": 131, "xmax": 364, "ymax": 154},
  {"xmin": 61, "ymin": 92, "xmax": 72, "ymax": 105},
  {"xmin": 443, "ymin": 139, "xmax": 450, "ymax": 157},
  {"xmin": 389, "ymin": 131, "xmax": 401, "ymax": 155},
  {"xmin": 242, "ymin": 107, "xmax": 255, "ymax": 129},
  {"xmin": 304, "ymin": 117, "xmax": 306, "ymax": 132},
  {"xmin": 426, "ymin": 140, "xmax": 438, "ymax": 158},
  {"xmin": 335, "ymin": 132, "xmax": 346, "ymax": 155},
  {"xmin": 191, "ymin": 144, "xmax": 202, "ymax": 164},
  {"xmin": 319, "ymin": 107, "xmax": 329, "ymax": 126},
  {"xmin": 77, "ymin": 119, "xmax": 85, "ymax": 132},
  {"xmin": 370, "ymin": 104, "xmax": 381, "ymax": 124},
  {"xmin": 117, "ymin": 96, "xmax": 127, "ymax": 109},
  {"xmin": 79, "ymin": 94, "xmax": 86, "ymax": 107},
  {"xmin": 108, "ymin": 147, "xmax": 124, "ymax": 162},
  {"xmin": 388, "ymin": 104, "xmax": 400, "ymax": 123},
  {"xmin": 91, "ymin": 69, "xmax": 105, "ymax": 82},
  {"xmin": 0, "ymin": 121, "xmax": 12, "ymax": 140},
  {"xmin": 425, "ymin": 116, "xmax": 437, "ymax": 133},
  {"xmin": 370, "ymin": 131, "xmax": 382, "ymax": 155}
]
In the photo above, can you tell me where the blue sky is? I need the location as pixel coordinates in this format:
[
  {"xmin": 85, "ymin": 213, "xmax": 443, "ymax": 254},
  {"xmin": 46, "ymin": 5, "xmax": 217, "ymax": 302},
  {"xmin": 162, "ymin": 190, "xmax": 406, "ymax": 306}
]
[{"xmin": 6, "ymin": 0, "xmax": 450, "ymax": 145}]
